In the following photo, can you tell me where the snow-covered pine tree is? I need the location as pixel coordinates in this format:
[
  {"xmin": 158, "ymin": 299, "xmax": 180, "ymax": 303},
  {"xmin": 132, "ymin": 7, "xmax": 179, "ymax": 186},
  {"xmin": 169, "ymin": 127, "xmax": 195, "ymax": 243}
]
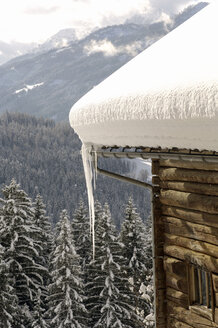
[
  {"xmin": 86, "ymin": 203, "xmax": 142, "ymax": 328},
  {"xmin": 120, "ymin": 197, "xmax": 153, "ymax": 323},
  {"xmin": 33, "ymin": 194, "xmax": 53, "ymax": 311},
  {"xmin": 71, "ymin": 199, "xmax": 91, "ymax": 276},
  {"xmin": 47, "ymin": 209, "xmax": 87, "ymax": 328},
  {"xmin": 141, "ymin": 216, "xmax": 154, "ymax": 327},
  {"xmin": 0, "ymin": 179, "xmax": 45, "ymax": 314},
  {"xmin": 32, "ymin": 289, "xmax": 48, "ymax": 328},
  {"xmin": 0, "ymin": 244, "xmax": 19, "ymax": 328}
]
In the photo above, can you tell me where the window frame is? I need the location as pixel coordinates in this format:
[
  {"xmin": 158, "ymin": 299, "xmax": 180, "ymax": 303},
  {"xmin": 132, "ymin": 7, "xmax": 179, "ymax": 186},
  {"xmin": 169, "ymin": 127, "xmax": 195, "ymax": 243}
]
[{"xmin": 188, "ymin": 263, "xmax": 215, "ymax": 322}]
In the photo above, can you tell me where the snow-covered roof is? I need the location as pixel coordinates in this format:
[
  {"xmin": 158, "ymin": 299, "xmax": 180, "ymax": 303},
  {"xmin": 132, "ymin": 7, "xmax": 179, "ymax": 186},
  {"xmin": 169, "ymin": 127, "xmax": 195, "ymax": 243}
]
[{"xmin": 69, "ymin": 2, "xmax": 218, "ymax": 152}]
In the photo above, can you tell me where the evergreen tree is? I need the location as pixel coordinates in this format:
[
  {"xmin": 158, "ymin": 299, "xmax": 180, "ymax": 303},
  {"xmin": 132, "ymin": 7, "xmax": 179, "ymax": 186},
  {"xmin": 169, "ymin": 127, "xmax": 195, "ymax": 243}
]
[
  {"xmin": 72, "ymin": 200, "xmax": 91, "ymax": 280},
  {"xmin": 120, "ymin": 198, "xmax": 153, "ymax": 323},
  {"xmin": 86, "ymin": 203, "xmax": 141, "ymax": 328},
  {"xmin": 0, "ymin": 180, "xmax": 45, "ymax": 313},
  {"xmin": 48, "ymin": 210, "xmax": 87, "ymax": 328},
  {"xmin": 33, "ymin": 194, "xmax": 53, "ymax": 311},
  {"xmin": 32, "ymin": 289, "xmax": 48, "ymax": 328},
  {"xmin": 0, "ymin": 244, "xmax": 19, "ymax": 328}
]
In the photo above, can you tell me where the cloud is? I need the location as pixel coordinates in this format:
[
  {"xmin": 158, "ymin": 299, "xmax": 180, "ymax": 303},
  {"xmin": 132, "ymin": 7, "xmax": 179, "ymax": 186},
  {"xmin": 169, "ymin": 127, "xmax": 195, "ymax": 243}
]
[
  {"xmin": 84, "ymin": 39, "xmax": 145, "ymax": 57},
  {"xmin": 24, "ymin": 6, "xmax": 59, "ymax": 15}
]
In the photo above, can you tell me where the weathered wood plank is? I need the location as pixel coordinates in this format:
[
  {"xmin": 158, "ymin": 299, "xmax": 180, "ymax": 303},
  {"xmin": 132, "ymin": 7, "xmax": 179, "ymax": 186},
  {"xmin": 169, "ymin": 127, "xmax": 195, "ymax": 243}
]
[
  {"xmin": 167, "ymin": 300, "xmax": 218, "ymax": 328},
  {"xmin": 164, "ymin": 245, "xmax": 218, "ymax": 273},
  {"xmin": 159, "ymin": 167, "xmax": 218, "ymax": 184},
  {"xmin": 160, "ymin": 190, "xmax": 218, "ymax": 214},
  {"xmin": 162, "ymin": 205, "xmax": 218, "ymax": 228},
  {"xmin": 190, "ymin": 305, "xmax": 213, "ymax": 321},
  {"xmin": 168, "ymin": 317, "xmax": 194, "ymax": 328},
  {"xmin": 164, "ymin": 257, "xmax": 187, "ymax": 276},
  {"xmin": 160, "ymin": 180, "xmax": 218, "ymax": 196},
  {"xmin": 166, "ymin": 287, "xmax": 189, "ymax": 307},
  {"xmin": 159, "ymin": 159, "xmax": 218, "ymax": 171},
  {"xmin": 166, "ymin": 271, "xmax": 188, "ymax": 293},
  {"xmin": 164, "ymin": 217, "xmax": 218, "ymax": 246},
  {"xmin": 212, "ymin": 274, "xmax": 218, "ymax": 293},
  {"xmin": 152, "ymin": 159, "xmax": 160, "ymax": 175},
  {"xmin": 164, "ymin": 233, "xmax": 218, "ymax": 258}
]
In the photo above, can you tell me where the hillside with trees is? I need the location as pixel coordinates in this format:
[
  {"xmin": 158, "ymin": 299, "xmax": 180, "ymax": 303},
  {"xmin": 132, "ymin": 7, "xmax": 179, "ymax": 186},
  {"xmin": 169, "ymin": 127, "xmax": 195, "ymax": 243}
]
[{"xmin": 0, "ymin": 112, "xmax": 150, "ymax": 227}]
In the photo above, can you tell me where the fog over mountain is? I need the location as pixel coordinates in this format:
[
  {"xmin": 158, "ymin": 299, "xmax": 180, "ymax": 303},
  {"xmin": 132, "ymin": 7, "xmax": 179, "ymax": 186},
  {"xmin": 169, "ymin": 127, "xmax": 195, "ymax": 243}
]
[{"xmin": 0, "ymin": 2, "xmax": 208, "ymax": 121}]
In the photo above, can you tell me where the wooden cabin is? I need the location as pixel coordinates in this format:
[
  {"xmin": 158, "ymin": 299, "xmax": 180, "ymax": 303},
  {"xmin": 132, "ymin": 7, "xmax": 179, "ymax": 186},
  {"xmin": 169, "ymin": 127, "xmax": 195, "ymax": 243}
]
[{"xmin": 69, "ymin": 2, "xmax": 218, "ymax": 327}]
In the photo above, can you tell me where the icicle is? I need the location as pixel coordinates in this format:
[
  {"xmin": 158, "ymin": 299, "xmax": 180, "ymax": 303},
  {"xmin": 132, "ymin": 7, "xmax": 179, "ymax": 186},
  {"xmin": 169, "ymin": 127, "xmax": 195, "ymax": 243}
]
[{"xmin": 81, "ymin": 143, "xmax": 96, "ymax": 259}]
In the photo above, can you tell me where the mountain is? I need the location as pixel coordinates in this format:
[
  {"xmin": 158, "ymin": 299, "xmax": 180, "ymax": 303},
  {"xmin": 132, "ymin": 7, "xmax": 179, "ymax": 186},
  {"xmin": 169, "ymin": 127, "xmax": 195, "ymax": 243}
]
[
  {"xmin": 0, "ymin": 2, "xmax": 208, "ymax": 121},
  {"xmin": 0, "ymin": 41, "xmax": 36, "ymax": 65},
  {"xmin": 33, "ymin": 28, "xmax": 78, "ymax": 54}
]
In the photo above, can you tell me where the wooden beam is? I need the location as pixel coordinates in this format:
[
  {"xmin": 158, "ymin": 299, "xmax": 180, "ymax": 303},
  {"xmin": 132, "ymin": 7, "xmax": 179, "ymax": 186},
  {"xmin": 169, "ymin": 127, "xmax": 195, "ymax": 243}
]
[
  {"xmin": 164, "ymin": 245, "xmax": 218, "ymax": 273},
  {"xmin": 159, "ymin": 167, "xmax": 218, "ymax": 184},
  {"xmin": 163, "ymin": 216, "xmax": 218, "ymax": 245},
  {"xmin": 167, "ymin": 301, "xmax": 217, "ymax": 328},
  {"xmin": 159, "ymin": 159, "xmax": 218, "ymax": 171},
  {"xmin": 162, "ymin": 205, "xmax": 218, "ymax": 229},
  {"xmin": 166, "ymin": 287, "xmax": 189, "ymax": 307},
  {"xmin": 160, "ymin": 190, "xmax": 218, "ymax": 214},
  {"xmin": 164, "ymin": 233, "xmax": 218, "ymax": 257},
  {"xmin": 160, "ymin": 180, "xmax": 218, "ymax": 197},
  {"xmin": 165, "ymin": 271, "xmax": 188, "ymax": 293}
]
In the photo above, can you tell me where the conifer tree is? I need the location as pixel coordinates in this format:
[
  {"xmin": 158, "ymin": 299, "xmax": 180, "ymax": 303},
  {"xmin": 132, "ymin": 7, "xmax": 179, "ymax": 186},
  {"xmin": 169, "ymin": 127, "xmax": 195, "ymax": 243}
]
[
  {"xmin": 71, "ymin": 199, "xmax": 91, "ymax": 275},
  {"xmin": 120, "ymin": 198, "xmax": 153, "ymax": 323},
  {"xmin": 0, "ymin": 180, "xmax": 45, "ymax": 312},
  {"xmin": 48, "ymin": 210, "xmax": 87, "ymax": 328},
  {"xmin": 32, "ymin": 289, "xmax": 48, "ymax": 328},
  {"xmin": 86, "ymin": 203, "xmax": 141, "ymax": 328},
  {"xmin": 0, "ymin": 244, "xmax": 19, "ymax": 328},
  {"xmin": 33, "ymin": 194, "xmax": 53, "ymax": 311}
]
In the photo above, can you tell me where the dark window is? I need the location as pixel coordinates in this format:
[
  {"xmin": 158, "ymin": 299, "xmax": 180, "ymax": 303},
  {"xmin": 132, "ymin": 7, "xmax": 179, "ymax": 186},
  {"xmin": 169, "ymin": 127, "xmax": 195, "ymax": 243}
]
[{"xmin": 189, "ymin": 265, "xmax": 212, "ymax": 309}]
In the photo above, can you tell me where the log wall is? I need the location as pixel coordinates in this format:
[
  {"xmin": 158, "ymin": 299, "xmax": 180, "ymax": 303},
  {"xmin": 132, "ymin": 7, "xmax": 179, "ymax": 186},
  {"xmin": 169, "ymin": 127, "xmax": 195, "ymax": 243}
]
[{"xmin": 153, "ymin": 159, "xmax": 218, "ymax": 328}]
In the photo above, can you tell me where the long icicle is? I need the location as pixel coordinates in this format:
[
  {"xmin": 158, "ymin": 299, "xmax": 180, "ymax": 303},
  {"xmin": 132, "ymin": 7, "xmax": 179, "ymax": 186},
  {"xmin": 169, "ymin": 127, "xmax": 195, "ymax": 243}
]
[{"xmin": 81, "ymin": 143, "xmax": 96, "ymax": 259}]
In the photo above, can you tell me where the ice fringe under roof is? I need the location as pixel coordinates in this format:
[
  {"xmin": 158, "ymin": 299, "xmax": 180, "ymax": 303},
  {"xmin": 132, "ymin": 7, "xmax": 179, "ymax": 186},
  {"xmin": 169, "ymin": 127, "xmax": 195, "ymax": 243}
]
[{"xmin": 69, "ymin": 1, "xmax": 218, "ymax": 152}]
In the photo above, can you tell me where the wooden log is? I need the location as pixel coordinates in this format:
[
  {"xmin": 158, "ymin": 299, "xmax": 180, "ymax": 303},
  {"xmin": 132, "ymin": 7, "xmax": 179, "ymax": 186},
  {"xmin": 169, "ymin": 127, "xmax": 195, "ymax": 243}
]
[
  {"xmin": 160, "ymin": 190, "xmax": 218, "ymax": 214},
  {"xmin": 164, "ymin": 245, "xmax": 218, "ymax": 273},
  {"xmin": 159, "ymin": 167, "xmax": 218, "ymax": 184},
  {"xmin": 160, "ymin": 180, "xmax": 218, "ymax": 197},
  {"xmin": 162, "ymin": 205, "xmax": 218, "ymax": 228},
  {"xmin": 212, "ymin": 274, "xmax": 218, "ymax": 293},
  {"xmin": 166, "ymin": 287, "xmax": 189, "ymax": 307},
  {"xmin": 215, "ymin": 293, "xmax": 218, "ymax": 308},
  {"xmin": 215, "ymin": 308, "xmax": 218, "ymax": 325},
  {"xmin": 159, "ymin": 159, "xmax": 218, "ymax": 171},
  {"xmin": 152, "ymin": 159, "xmax": 159, "ymax": 175},
  {"xmin": 166, "ymin": 271, "xmax": 188, "ymax": 293},
  {"xmin": 167, "ymin": 317, "xmax": 193, "ymax": 328},
  {"xmin": 167, "ymin": 300, "xmax": 218, "ymax": 328},
  {"xmin": 164, "ymin": 217, "xmax": 218, "ymax": 246},
  {"xmin": 190, "ymin": 305, "xmax": 213, "ymax": 321},
  {"xmin": 164, "ymin": 233, "xmax": 218, "ymax": 258},
  {"xmin": 164, "ymin": 257, "xmax": 187, "ymax": 276}
]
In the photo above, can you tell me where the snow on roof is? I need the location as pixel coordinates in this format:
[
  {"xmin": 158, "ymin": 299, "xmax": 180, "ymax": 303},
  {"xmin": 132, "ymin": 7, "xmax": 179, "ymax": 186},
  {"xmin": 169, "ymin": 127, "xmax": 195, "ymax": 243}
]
[{"xmin": 69, "ymin": 1, "xmax": 218, "ymax": 152}]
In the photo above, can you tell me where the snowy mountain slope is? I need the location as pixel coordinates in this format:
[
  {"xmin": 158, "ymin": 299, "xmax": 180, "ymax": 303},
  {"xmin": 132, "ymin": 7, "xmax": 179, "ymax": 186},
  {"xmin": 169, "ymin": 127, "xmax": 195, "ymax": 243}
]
[
  {"xmin": 0, "ymin": 41, "xmax": 36, "ymax": 65},
  {"xmin": 0, "ymin": 3, "xmax": 208, "ymax": 121}
]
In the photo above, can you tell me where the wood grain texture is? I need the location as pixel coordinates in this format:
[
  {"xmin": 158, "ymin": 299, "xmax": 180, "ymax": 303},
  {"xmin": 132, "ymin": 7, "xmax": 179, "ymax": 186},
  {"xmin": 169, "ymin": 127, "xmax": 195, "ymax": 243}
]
[
  {"xmin": 164, "ymin": 233, "xmax": 218, "ymax": 257},
  {"xmin": 167, "ymin": 300, "xmax": 218, "ymax": 328},
  {"xmin": 159, "ymin": 159, "xmax": 218, "ymax": 171},
  {"xmin": 160, "ymin": 180, "xmax": 218, "ymax": 196},
  {"xmin": 162, "ymin": 205, "xmax": 218, "ymax": 228},
  {"xmin": 159, "ymin": 167, "xmax": 218, "ymax": 184},
  {"xmin": 164, "ymin": 245, "xmax": 218, "ymax": 273},
  {"xmin": 160, "ymin": 190, "xmax": 218, "ymax": 214},
  {"xmin": 164, "ymin": 218, "xmax": 218, "ymax": 246}
]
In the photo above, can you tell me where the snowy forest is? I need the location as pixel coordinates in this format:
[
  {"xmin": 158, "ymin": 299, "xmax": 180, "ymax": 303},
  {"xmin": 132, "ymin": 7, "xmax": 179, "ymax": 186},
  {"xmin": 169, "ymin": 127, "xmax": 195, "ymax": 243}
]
[{"xmin": 0, "ymin": 179, "xmax": 154, "ymax": 328}]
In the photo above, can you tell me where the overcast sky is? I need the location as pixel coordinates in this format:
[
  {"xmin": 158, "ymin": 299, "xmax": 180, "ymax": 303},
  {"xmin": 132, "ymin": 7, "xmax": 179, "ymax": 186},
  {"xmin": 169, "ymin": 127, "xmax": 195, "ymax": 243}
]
[{"xmin": 0, "ymin": 0, "xmax": 210, "ymax": 44}]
